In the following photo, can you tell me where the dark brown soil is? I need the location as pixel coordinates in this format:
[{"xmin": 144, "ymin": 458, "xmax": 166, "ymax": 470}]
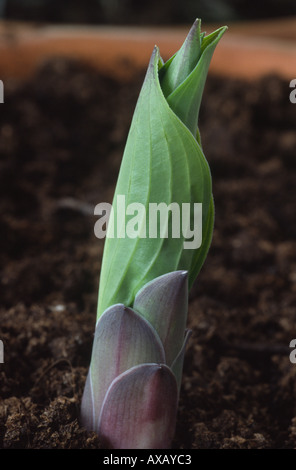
[{"xmin": 0, "ymin": 58, "xmax": 296, "ymax": 449}]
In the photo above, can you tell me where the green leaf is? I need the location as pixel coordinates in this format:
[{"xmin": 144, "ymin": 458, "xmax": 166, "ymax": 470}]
[
  {"xmin": 160, "ymin": 21, "xmax": 227, "ymax": 137},
  {"xmin": 97, "ymin": 21, "xmax": 226, "ymax": 318},
  {"xmin": 159, "ymin": 19, "xmax": 203, "ymax": 100}
]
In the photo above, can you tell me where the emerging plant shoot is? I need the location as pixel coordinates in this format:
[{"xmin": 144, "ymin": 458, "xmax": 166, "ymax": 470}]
[{"xmin": 81, "ymin": 19, "xmax": 226, "ymax": 449}]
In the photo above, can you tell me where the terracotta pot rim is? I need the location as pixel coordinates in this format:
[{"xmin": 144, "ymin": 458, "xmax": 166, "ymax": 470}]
[{"xmin": 1, "ymin": 19, "xmax": 296, "ymax": 82}]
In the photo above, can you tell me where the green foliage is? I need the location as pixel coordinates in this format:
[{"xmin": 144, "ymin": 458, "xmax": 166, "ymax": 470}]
[{"xmin": 97, "ymin": 19, "xmax": 226, "ymax": 318}]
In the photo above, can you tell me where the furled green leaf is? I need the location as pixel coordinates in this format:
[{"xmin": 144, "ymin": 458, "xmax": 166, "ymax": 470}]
[{"xmin": 97, "ymin": 21, "xmax": 227, "ymax": 318}]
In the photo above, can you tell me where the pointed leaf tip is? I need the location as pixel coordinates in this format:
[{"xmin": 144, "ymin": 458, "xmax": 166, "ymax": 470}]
[{"xmin": 133, "ymin": 271, "xmax": 188, "ymax": 366}]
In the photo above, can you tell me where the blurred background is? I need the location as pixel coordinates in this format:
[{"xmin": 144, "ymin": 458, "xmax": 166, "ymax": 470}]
[
  {"xmin": 1, "ymin": 0, "xmax": 296, "ymax": 84},
  {"xmin": 0, "ymin": 0, "xmax": 296, "ymax": 25}
]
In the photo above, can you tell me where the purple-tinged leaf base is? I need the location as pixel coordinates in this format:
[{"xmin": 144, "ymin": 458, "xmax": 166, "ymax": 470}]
[{"xmin": 98, "ymin": 364, "xmax": 178, "ymax": 449}]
